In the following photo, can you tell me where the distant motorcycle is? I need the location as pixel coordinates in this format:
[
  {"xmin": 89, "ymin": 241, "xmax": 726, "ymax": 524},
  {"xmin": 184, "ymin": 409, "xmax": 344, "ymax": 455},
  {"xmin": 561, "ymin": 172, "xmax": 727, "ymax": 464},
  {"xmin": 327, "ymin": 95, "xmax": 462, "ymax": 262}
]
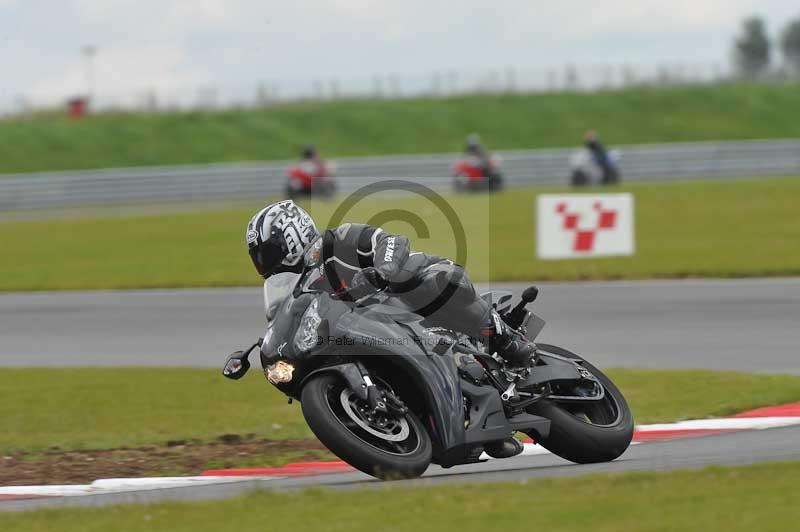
[
  {"xmin": 286, "ymin": 161, "xmax": 337, "ymax": 199},
  {"xmin": 223, "ymin": 257, "xmax": 634, "ymax": 480},
  {"xmin": 570, "ymin": 148, "xmax": 621, "ymax": 187},
  {"xmin": 453, "ymin": 155, "xmax": 504, "ymax": 192}
]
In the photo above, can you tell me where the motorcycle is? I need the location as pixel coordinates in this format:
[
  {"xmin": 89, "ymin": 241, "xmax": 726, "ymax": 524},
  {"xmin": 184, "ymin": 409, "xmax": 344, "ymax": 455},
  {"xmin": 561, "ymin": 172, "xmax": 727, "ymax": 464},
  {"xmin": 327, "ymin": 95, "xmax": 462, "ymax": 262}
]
[
  {"xmin": 223, "ymin": 259, "xmax": 633, "ymax": 480},
  {"xmin": 285, "ymin": 161, "xmax": 337, "ymax": 199},
  {"xmin": 569, "ymin": 148, "xmax": 621, "ymax": 187},
  {"xmin": 453, "ymin": 155, "xmax": 504, "ymax": 192}
]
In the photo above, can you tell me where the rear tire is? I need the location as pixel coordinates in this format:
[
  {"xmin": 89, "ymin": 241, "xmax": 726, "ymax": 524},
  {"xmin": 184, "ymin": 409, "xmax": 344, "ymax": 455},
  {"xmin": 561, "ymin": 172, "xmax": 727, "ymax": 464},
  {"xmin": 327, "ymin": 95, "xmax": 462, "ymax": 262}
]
[
  {"xmin": 603, "ymin": 168, "xmax": 620, "ymax": 185},
  {"xmin": 527, "ymin": 344, "xmax": 633, "ymax": 464},
  {"xmin": 301, "ymin": 373, "xmax": 432, "ymax": 480}
]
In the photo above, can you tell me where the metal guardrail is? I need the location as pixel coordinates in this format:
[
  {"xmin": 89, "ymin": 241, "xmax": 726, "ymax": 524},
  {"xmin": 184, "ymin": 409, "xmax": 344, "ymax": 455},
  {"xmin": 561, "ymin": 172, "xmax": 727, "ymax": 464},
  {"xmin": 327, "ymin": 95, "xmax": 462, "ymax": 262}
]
[{"xmin": 1, "ymin": 139, "xmax": 799, "ymax": 211}]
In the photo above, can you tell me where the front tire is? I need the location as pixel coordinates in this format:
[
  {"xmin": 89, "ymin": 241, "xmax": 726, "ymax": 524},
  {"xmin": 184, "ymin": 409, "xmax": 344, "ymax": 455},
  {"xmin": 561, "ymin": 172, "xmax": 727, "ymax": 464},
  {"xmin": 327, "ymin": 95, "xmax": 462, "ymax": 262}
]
[
  {"xmin": 527, "ymin": 344, "xmax": 633, "ymax": 464},
  {"xmin": 453, "ymin": 174, "xmax": 467, "ymax": 192},
  {"xmin": 489, "ymin": 172, "xmax": 503, "ymax": 191},
  {"xmin": 571, "ymin": 170, "xmax": 589, "ymax": 187},
  {"xmin": 301, "ymin": 373, "xmax": 432, "ymax": 480}
]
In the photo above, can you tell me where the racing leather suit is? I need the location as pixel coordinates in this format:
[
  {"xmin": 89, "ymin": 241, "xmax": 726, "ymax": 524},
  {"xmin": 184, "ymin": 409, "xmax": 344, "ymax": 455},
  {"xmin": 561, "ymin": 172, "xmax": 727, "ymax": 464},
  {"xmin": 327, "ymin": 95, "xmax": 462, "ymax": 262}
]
[{"xmin": 320, "ymin": 223, "xmax": 492, "ymax": 340}]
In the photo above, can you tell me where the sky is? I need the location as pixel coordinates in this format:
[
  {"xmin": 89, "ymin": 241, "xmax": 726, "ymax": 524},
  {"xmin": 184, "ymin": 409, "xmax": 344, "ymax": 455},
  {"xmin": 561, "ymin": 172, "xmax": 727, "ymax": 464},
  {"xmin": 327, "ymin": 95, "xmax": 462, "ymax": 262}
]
[{"xmin": 1, "ymin": 0, "xmax": 799, "ymax": 110}]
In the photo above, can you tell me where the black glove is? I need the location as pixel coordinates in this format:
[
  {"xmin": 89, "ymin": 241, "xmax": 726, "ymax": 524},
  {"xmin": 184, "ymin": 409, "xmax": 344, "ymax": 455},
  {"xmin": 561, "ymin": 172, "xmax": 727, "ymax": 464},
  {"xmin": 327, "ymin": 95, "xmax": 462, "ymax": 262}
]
[{"xmin": 348, "ymin": 267, "xmax": 386, "ymax": 300}]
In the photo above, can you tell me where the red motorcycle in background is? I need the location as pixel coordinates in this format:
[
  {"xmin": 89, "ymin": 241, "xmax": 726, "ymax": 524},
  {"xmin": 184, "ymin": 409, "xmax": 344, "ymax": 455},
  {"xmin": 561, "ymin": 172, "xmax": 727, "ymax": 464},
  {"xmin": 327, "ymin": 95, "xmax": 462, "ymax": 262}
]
[
  {"xmin": 452, "ymin": 154, "xmax": 504, "ymax": 192},
  {"xmin": 285, "ymin": 160, "xmax": 337, "ymax": 199}
]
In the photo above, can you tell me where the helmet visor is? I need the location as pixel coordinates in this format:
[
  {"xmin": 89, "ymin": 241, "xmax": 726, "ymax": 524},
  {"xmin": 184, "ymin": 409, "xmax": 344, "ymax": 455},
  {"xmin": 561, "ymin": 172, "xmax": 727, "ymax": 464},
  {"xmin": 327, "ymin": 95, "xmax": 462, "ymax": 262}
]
[{"xmin": 249, "ymin": 236, "xmax": 288, "ymax": 278}]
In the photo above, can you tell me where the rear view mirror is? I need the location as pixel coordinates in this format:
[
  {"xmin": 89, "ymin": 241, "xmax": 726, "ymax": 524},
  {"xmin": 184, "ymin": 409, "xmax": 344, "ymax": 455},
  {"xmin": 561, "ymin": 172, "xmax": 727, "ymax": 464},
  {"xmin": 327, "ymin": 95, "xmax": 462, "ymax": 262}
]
[{"xmin": 222, "ymin": 350, "xmax": 251, "ymax": 380}]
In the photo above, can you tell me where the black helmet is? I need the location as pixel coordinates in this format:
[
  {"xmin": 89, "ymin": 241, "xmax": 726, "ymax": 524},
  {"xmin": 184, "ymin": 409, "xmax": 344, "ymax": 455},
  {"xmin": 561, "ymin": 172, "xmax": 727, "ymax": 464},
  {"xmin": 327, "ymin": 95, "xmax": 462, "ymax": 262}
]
[
  {"xmin": 465, "ymin": 133, "xmax": 482, "ymax": 154},
  {"xmin": 301, "ymin": 144, "xmax": 317, "ymax": 160},
  {"xmin": 246, "ymin": 200, "xmax": 319, "ymax": 278}
]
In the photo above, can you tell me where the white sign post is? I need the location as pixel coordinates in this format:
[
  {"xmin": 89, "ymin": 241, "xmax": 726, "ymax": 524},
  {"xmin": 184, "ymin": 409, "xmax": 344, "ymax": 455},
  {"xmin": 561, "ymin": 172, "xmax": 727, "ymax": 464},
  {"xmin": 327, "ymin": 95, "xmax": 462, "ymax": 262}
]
[{"xmin": 536, "ymin": 193, "xmax": 635, "ymax": 259}]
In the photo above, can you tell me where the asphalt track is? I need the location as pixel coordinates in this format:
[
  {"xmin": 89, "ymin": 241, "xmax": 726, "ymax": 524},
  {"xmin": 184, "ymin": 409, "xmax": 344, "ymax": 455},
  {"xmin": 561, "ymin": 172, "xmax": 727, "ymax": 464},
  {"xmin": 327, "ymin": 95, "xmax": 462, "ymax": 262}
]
[
  {"xmin": 1, "ymin": 277, "xmax": 799, "ymax": 511},
  {"xmin": 1, "ymin": 277, "xmax": 798, "ymax": 372},
  {"xmin": 4, "ymin": 425, "xmax": 800, "ymax": 511}
]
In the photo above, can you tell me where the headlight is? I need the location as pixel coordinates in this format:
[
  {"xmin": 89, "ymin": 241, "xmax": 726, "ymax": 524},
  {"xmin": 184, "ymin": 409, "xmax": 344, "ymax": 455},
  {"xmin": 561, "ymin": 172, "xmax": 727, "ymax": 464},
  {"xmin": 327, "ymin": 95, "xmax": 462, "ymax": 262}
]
[
  {"xmin": 293, "ymin": 298, "xmax": 321, "ymax": 353},
  {"xmin": 266, "ymin": 361, "xmax": 295, "ymax": 384}
]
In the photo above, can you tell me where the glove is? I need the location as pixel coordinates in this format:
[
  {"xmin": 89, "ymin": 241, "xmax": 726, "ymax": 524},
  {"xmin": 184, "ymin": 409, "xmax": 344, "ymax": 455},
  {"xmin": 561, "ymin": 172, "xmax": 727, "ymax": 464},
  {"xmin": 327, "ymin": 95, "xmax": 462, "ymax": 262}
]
[{"xmin": 348, "ymin": 267, "xmax": 386, "ymax": 300}]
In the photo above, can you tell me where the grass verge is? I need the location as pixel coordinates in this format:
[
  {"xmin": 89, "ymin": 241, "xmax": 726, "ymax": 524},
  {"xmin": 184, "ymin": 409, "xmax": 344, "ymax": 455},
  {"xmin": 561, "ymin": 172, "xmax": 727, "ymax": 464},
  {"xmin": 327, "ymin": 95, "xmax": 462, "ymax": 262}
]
[
  {"xmin": 2, "ymin": 177, "xmax": 800, "ymax": 291},
  {"xmin": 2, "ymin": 367, "xmax": 799, "ymax": 454},
  {"xmin": 2, "ymin": 462, "xmax": 800, "ymax": 530},
  {"xmin": 0, "ymin": 439, "xmax": 334, "ymax": 486},
  {"xmin": 4, "ymin": 83, "xmax": 800, "ymax": 173}
]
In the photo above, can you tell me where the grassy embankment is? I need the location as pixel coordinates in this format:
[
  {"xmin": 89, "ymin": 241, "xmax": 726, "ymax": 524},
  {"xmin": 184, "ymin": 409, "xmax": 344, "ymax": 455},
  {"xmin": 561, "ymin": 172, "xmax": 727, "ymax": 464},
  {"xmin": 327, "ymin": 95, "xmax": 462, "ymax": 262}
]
[{"xmin": 3, "ymin": 83, "xmax": 800, "ymax": 173}]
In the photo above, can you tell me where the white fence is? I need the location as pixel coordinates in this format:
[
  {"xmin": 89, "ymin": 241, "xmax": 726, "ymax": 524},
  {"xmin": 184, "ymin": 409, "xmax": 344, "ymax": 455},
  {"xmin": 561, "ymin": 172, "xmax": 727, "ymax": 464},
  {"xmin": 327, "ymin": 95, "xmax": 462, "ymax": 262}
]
[
  {"xmin": 6, "ymin": 62, "xmax": 735, "ymax": 115},
  {"xmin": 1, "ymin": 139, "xmax": 799, "ymax": 211}
]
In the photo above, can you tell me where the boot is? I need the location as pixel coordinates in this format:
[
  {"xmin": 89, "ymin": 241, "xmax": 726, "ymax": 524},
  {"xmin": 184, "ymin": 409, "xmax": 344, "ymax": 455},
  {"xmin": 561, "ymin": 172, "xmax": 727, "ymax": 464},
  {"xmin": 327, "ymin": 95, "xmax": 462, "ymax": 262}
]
[
  {"xmin": 486, "ymin": 311, "xmax": 536, "ymax": 367},
  {"xmin": 484, "ymin": 437, "xmax": 524, "ymax": 459}
]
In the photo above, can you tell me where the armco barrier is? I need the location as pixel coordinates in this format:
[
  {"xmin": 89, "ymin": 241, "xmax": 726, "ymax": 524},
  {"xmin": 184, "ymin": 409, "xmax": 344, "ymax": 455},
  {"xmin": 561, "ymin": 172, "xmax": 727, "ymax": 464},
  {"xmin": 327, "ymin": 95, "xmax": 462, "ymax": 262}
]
[{"xmin": 0, "ymin": 139, "xmax": 798, "ymax": 211}]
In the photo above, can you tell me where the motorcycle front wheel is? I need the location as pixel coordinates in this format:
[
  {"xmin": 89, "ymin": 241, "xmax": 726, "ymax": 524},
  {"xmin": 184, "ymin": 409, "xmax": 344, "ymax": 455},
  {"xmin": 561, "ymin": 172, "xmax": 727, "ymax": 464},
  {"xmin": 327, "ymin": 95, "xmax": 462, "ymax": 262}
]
[
  {"xmin": 301, "ymin": 373, "xmax": 432, "ymax": 480},
  {"xmin": 526, "ymin": 344, "xmax": 634, "ymax": 464},
  {"xmin": 489, "ymin": 173, "xmax": 504, "ymax": 191}
]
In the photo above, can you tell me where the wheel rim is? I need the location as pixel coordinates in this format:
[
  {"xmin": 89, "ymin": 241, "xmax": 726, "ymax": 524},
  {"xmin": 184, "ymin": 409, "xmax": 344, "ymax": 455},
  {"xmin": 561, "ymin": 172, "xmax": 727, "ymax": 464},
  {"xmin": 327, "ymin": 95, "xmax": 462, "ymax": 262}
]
[
  {"xmin": 535, "ymin": 347, "xmax": 625, "ymax": 428},
  {"xmin": 324, "ymin": 382, "xmax": 422, "ymax": 456},
  {"xmin": 555, "ymin": 383, "xmax": 623, "ymax": 428}
]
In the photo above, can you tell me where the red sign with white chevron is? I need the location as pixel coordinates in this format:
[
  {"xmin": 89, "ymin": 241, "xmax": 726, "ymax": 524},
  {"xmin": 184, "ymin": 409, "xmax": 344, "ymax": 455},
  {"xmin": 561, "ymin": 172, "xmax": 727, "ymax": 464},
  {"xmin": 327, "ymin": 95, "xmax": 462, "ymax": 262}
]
[{"xmin": 536, "ymin": 193, "xmax": 635, "ymax": 259}]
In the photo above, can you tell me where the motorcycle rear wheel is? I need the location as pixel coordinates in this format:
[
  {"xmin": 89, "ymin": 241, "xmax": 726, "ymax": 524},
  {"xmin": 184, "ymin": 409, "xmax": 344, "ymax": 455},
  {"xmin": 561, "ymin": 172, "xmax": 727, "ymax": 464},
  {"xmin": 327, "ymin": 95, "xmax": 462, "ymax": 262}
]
[
  {"xmin": 526, "ymin": 344, "xmax": 634, "ymax": 463},
  {"xmin": 301, "ymin": 373, "xmax": 432, "ymax": 480}
]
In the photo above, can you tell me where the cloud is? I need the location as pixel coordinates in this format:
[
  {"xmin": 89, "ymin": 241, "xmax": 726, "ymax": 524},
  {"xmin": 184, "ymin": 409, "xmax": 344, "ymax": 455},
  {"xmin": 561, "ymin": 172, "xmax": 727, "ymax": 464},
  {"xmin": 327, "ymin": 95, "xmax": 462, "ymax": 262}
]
[
  {"xmin": 75, "ymin": 0, "xmax": 236, "ymax": 27},
  {"xmin": 4, "ymin": 0, "xmax": 800, "ymax": 111},
  {"xmin": 26, "ymin": 45, "xmax": 212, "ymax": 106}
]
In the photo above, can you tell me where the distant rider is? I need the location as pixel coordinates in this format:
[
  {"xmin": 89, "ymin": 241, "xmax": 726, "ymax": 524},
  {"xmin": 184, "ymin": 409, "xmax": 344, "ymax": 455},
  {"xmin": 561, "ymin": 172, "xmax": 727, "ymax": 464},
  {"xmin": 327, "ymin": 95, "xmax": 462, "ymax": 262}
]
[
  {"xmin": 245, "ymin": 200, "xmax": 536, "ymax": 457},
  {"xmin": 584, "ymin": 130, "xmax": 613, "ymax": 182},
  {"xmin": 300, "ymin": 145, "xmax": 329, "ymax": 179},
  {"xmin": 464, "ymin": 133, "xmax": 493, "ymax": 177}
]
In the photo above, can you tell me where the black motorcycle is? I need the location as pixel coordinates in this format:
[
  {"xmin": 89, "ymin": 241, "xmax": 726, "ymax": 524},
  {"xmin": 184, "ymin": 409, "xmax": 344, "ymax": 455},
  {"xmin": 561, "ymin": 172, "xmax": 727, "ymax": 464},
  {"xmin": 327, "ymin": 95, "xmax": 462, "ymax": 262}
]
[{"xmin": 223, "ymin": 265, "xmax": 633, "ymax": 480}]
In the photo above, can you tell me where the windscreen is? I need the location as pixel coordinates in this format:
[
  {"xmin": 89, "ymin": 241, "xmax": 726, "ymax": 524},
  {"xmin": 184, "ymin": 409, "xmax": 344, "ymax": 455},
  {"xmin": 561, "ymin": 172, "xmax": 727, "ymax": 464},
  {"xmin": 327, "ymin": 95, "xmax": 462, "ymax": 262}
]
[{"xmin": 263, "ymin": 272, "xmax": 300, "ymax": 321}]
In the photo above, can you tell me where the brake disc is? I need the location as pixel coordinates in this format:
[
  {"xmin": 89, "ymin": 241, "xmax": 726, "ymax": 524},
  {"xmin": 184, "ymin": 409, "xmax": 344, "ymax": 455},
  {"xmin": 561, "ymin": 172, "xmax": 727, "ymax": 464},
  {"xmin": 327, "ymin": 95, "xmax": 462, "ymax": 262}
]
[{"xmin": 339, "ymin": 389, "xmax": 410, "ymax": 442}]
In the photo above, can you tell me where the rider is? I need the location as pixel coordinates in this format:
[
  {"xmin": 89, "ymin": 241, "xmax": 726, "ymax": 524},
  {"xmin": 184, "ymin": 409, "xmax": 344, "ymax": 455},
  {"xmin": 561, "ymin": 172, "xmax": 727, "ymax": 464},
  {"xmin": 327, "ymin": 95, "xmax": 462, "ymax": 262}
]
[
  {"xmin": 464, "ymin": 133, "xmax": 492, "ymax": 177},
  {"xmin": 299, "ymin": 145, "xmax": 328, "ymax": 178},
  {"xmin": 245, "ymin": 200, "xmax": 535, "ymax": 457},
  {"xmin": 583, "ymin": 130, "xmax": 612, "ymax": 181}
]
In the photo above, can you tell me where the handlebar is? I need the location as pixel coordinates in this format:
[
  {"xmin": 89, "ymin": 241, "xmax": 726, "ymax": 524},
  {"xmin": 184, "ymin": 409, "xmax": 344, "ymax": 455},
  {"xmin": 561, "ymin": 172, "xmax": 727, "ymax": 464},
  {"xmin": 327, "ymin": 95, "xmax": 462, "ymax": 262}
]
[{"xmin": 332, "ymin": 286, "xmax": 388, "ymax": 304}]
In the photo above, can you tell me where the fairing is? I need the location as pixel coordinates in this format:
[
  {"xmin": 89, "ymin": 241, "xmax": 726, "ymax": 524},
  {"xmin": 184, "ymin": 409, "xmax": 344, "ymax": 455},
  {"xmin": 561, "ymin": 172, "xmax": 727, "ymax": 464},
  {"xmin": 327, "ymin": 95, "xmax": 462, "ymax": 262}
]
[
  {"xmin": 259, "ymin": 274, "xmax": 472, "ymax": 456},
  {"xmin": 258, "ymin": 273, "xmax": 553, "ymax": 465}
]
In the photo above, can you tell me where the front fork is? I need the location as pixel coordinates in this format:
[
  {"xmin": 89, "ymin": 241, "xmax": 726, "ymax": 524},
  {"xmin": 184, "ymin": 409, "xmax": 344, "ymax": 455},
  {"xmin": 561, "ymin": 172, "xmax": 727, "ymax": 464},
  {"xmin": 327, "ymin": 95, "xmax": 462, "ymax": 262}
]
[
  {"xmin": 305, "ymin": 361, "xmax": 408, "ymax": 416},
  {"xmin": 350, "ymin": 361, "xmax": 408, "ymax": 416}
]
